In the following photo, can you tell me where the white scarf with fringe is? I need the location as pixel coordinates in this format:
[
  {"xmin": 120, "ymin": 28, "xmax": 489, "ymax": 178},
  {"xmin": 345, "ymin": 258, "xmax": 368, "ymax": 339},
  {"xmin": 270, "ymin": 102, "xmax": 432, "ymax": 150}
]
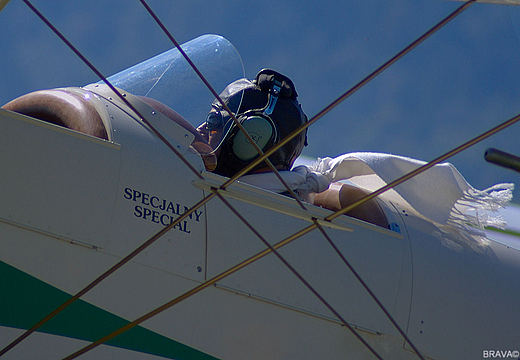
[{"xmin": 240, "ymin": 152, "xmax": 514, "ymax": 247}]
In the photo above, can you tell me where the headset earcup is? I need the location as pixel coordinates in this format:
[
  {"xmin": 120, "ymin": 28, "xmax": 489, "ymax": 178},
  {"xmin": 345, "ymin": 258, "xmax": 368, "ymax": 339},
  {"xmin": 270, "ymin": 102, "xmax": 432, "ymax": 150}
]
[{"xmin": 231, "ymin": 115, "xmax": 274, "ymax": 161}]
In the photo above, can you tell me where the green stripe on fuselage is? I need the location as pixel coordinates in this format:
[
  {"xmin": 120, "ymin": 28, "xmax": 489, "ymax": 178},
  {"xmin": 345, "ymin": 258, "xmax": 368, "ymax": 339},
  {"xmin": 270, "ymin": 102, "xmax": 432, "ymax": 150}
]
[{"xmin": 0, "ymin": 260, "xmax": 218, "ymax": 359}]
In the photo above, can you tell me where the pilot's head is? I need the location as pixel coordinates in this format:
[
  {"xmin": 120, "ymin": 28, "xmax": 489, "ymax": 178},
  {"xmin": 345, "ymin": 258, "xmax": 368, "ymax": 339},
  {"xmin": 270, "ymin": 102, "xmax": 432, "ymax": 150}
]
[{"xmin": 200, "ymin": 69, "xmax": 308, "ymax": 177}]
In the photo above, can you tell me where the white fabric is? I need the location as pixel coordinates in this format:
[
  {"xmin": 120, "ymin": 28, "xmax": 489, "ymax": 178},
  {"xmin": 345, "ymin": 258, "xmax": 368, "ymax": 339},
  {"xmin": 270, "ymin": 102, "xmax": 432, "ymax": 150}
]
[
  {"xmin": 315, "ymin": 152, "xmax": 514, "ymax": 228},
  {"xmin": 240, "ymin": 152, "xmax": 514, "ymax": 251}
]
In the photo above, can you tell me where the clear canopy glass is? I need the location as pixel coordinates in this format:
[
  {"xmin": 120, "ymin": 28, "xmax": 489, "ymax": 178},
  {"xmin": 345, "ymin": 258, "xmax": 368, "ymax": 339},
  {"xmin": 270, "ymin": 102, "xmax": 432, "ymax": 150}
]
[{"xmin": 103, "ymin": 34, "xmax": 245, "ymax": 127}]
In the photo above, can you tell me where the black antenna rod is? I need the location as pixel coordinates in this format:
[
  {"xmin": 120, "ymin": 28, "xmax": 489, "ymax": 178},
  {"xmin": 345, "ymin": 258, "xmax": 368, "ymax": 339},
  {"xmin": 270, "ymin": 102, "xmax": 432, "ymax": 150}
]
[{"xmin": 485, "ymin": 148, "xmax": 520, "ymax": 173}]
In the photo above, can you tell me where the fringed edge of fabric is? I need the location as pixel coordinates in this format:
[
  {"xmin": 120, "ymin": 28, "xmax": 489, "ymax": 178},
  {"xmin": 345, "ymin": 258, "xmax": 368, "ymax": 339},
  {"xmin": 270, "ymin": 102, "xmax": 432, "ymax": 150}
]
[
  {"xmin": 430, "ymin": 183, "xmax": 513, "ymax": 253},
  {"xmin": 450, "ymin": 183, "xmax": 514, "ymax": 230}
]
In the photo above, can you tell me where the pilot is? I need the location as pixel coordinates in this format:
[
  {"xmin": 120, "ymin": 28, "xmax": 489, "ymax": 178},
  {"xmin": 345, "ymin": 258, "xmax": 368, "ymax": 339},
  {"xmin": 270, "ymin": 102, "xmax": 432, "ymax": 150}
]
[
  {"xmin": 196, "ymin": 68, "xmax": 308, "ymax": 178},
  {"xmin": 1, "ymin": 68, "xmax": 387, "ymax": 227},
  {"xmin": 195, "ymin": 69, "xmax": 388, "ymax": 228}
]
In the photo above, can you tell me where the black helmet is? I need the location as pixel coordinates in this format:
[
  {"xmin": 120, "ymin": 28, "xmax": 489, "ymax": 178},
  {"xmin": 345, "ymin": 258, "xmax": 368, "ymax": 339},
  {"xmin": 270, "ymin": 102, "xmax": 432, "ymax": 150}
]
[{"xmin": 208, "ymin": 69, "xmax": 308, "ymax": 177}]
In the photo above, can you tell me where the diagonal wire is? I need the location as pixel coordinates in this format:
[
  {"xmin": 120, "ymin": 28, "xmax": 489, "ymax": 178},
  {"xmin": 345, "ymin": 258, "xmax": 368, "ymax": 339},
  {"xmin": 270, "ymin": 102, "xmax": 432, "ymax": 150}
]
[
  {"xmin": 61, "ymin": 108, "xmax": 520, "ymax": 360},
  {"xmin": 0, "ymin": 0, "xmax": 308, "ymax": 356},
  {"xmin": 1, "ymin": 0, "xmax": 479, "ymax": 358},
  {"xmin": 62, "ymin": 220, "xmax": 319, "ymax": 360},
  {"xmin": 224, "ymin": 0, "xmax": 477, "ymax": 186},
  {"xmin": 136, "ymin": 3, "xmax": 429, "ymax": 358},
  {"xmin": 210, "ymin": 192, "xmax": 383, "ymax": 359},
  {"xmin": 0, "ymin": 193, "xmax": 216, "ymax": 357},
  {"xmin": 0, "ymin": 1, "xmax": 221, "ymax": 356},
  {"xmin": 138, "ymin": 0, "xmax": 310, "ymax": 211},
  {"xmin": 324, "ymin": 110, "xmax": 520, "ymax": 222},
  {"xmin": 63, "ymin": 189, "xmax": 387, "ymax": 360},
  {"xmin": 0, "ymin": 0, "xmax": 484, "ymax": 356},
  {"xmin": 81, "ymin": 5, "xmax": 396, "ymax": 359},
  {"xmin": 312, "ymin": 220, "xmax": 425, "ymax": 359},
  {"xmin": 63, "ymin": 0, "xmax": 520, "ymax": 357},
  {"xmin": 17, "ymin": 0, "xmax": 205, "ymax": 182},
  {"xmin": 64, "ymin": 105, "xmax": 520, "ymax": 360},
  {"xmin": 64, "ymin": 185, "xmax": 432, "ymax": 360}
]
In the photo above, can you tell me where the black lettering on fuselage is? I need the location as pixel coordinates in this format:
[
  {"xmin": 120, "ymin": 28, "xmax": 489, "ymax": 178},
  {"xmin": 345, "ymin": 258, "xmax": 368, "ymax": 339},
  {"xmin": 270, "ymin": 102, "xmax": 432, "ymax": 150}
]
[{"xmin": 126, "ymin": 188, "xmax": 198, "ymax": 234}]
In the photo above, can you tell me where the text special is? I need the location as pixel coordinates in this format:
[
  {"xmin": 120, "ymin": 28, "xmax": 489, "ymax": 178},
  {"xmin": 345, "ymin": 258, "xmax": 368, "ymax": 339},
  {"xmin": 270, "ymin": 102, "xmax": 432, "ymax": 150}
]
[{"xmin": 123, "ymin": 187, "xmax": 203, "ymax": 233}]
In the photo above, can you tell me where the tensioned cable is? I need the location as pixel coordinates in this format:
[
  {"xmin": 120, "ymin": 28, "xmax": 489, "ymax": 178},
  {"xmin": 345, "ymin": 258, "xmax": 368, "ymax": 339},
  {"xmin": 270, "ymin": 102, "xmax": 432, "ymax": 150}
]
[
  {"xmin": 0, "ymin": 1, "xmax": 312, "ymax": 356},
  {"xmin": 0, "ymin": 0, "xmax": 216, "ymax": 356},
  {"xmin": 63, "ymin": 190, "xmax": 386, "ymax": 360},
  {"xmin": 15, "ymin": 1, "xmax": 205, "ymax": 182},
  {"xmin": 137, "ymin": 1, "xmax": 459, "ymax": 358},
  {"xmin": 132, "ymin": 8, "xmax": 475, "ymax": 357},
  {"xmin": 325, "ymin": 110, "xmax": 520, "ymax": 222},
  {"xmin": 61, "ymin": 221, "xmax": 317, "ymax": 360},
  {"xmin": 12, "ymin": 3, "xmax": 477, "ymax": 360},
  {"xmin": 64, "ymin": 0, "xmax": 520, "ymax": 357},
  {"xmin": 55, "ymin": 1, "xmax": 374, "ymax": 357},
  {"xmin": 138, "ymin": 0, "xmax": 310, "ymax": 211},
  {"xmin": 63, "ymin": 107, "xmax": 520, "ymax": 360},
  {"xmin": 211, "ymin": 193, "xmax": 383, "ymax": 359},
  {"xmin": 1, "ymin": 1, "xmax": 477, "ymax": 358},
  {"xmin": 311, "ymin": 221, "xmax": 425, "ymax": 359},
  {"xmin": 125, "ymin": 3, "xmax": 424, "ymax": 356},
  {"xmin": 51, "ymin": 2, "xmax": 387, "ymax": 359},
  {"xmin": 224, "ymin": 0, "xmax": 477, "ymax": 186},
  {"xmin": 65, "ymin": 1, "xmax": 516, "ymax": 353},
  {"xmin": 4, "ymin": 1, "xmax": 496, "ymax": 360},
  {"xmin": 204, "ymin": 2, "xmax": 476, "ymax": 355},
  {"xmin": 0, "ymin": 194, "xmax": 217, "ymax": 358},
  {"xmin": 0, "ymin": 0, "xmax": 309, "ymax": 357}
]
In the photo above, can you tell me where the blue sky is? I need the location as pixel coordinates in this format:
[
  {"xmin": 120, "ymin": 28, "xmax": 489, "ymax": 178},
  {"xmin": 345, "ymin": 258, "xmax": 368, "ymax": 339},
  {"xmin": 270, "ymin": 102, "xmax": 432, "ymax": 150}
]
[{"xmin": 2, "ymin": 0, "xmax": 520, "ymax": 195}]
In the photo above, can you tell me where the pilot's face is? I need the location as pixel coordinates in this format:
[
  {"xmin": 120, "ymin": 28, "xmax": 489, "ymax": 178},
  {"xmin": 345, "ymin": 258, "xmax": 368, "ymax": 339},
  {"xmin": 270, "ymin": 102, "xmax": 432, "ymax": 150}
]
[
  {"xmin": 197, "ymin": 107, "xmax": 229, "ymax": 154},
  {"xmin": 206, "ymin": 110, "xmax": 224, "ymax": 150}
]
